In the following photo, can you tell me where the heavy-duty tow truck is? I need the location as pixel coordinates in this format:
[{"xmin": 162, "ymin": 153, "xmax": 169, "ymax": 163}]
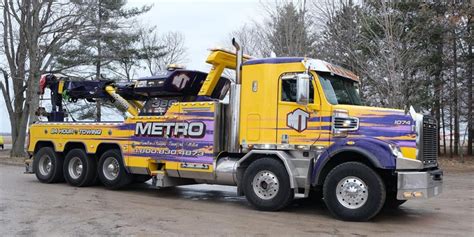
[{"xmin": 26, "ymin": 40, "xmax": 443, "ymax": 221}]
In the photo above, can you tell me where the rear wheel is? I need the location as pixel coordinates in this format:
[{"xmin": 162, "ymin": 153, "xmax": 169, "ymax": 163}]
[
  {"xmin": 242, "ymin": 158, "xmax": 293, "ymax": 211},
  {"xmin": 323, "ymin": 162, "xmax": 386, "ymax": 221},
  {"xmin": 63, "ymin": 148, "xmax": 97, "ymax": 187},
  {"xmin": 98, "ymin": 149, "xmax": 133, "ymax": 189},
  {"xmin": 33, "ymin": 147, "xmax": 64, "ymax": 183}
]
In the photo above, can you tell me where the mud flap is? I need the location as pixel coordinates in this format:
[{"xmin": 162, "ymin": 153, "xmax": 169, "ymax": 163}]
[{"xmin": 24, "ymin": 158, "xmax": 34, "ymax": 174}]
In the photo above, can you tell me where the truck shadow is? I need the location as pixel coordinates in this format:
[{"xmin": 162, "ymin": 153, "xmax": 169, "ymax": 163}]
[
  {"xmin": 119, "ymin": 183, "xmax": 431, "ymax": 223},
  {"xmin": 27, "ymin": 179, "xmax": 435, "ymax": 223}
]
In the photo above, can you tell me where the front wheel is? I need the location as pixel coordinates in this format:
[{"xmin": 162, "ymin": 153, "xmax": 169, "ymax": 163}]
[
  {"xmin": 98, "ymin": 149, "xmax": 133, "ymax": 189},
  {"xmin": 242, "ymin": 158, "xmax": 293, "ymax": 211},
  {"xmin": 323, "ymin": 162, "xmax": 386, "ymax": 221}
]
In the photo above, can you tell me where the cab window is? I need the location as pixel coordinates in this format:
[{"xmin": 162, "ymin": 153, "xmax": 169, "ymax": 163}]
[{"xmin": 281, "ymin": 78, "xmax": 314, "ymax": 103}]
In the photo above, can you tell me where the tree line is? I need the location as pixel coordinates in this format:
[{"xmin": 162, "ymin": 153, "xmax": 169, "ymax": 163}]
[
  {"xmin": 0, "ymin": 0, "xmax": 472, "ymax": 158},
  {"xmin": 229, "ymin": 0, "xmax": 472, "ymax": 157},
  {"xmin": 0, "ymin": 0, "xmax": 187, "ymax": 157}
]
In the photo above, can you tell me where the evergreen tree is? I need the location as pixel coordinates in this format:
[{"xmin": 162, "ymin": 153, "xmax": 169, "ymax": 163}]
[
  {"xmin": 54, "ymin": 0, "xmax": 152, "ymax": 121},
  {"xmin": 265, "ymin": 2, "xmax": 316, "ymax": 57}
]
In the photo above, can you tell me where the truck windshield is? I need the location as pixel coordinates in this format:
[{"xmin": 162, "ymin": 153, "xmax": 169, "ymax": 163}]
[{"xmin": 317, "ymin": 73, "xmax": 362, "ymax": 105}]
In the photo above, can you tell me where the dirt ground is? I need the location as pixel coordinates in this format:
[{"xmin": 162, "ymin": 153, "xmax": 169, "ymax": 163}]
[{"xmin": 0, "ymin": 160, "xmax": 473, "ymax": 236}]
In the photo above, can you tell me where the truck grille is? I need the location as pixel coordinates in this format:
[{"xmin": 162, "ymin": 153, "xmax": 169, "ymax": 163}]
[{"xmin": 420, "ymin": 116, "xmax": 438, "ymax": 166}]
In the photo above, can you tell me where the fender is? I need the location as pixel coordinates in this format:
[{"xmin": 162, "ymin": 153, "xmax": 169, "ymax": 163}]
[
  {"xmin": 312, "ymin": 137, "xmax": 396, "ymax": 185},
  {"xmin": 31, "ymin": 140, "xmax": 57, "ymax": 154},
  {"xmin": 236, "ymin": 150, "xmax": 298, "ymax": 189}
]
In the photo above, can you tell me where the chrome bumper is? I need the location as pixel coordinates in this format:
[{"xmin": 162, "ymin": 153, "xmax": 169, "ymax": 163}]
[{"xmin": 397, "ymin": 169, "xmax": 443, "ymax": 200}]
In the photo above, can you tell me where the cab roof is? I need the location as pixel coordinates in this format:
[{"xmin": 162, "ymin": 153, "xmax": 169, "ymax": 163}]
[{"xmin": 243, "ymin": 57, "xmax": 359, "ymax": 82}]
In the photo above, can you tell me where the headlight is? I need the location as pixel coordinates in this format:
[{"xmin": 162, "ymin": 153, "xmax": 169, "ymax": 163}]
[{"xmin": 389, "ymin": 143, "xmax": 403, "ymax": 158}]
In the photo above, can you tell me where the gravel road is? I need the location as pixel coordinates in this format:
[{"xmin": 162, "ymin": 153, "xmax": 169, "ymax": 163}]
[{"xmin": 0, "ymin": 164, "xmax": 473, "ymax": 236}]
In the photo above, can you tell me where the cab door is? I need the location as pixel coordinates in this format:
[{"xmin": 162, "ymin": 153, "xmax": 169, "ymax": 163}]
[{"xmin": 276, "ymin": 73, "xmax": 321, "ymax": 146}]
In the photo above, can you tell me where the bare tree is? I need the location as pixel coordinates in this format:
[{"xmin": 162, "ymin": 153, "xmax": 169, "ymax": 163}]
[
  {"xmin": 467, "ymin": 15, "xmax": 473, "ymax": 155},
  {"xmin": 157, "ymin": 31, "xmax": 187, "ymax": 70},
  {"xmin": 226, "ymin": 23, "xmax": 272, "ymax": 57},
  {"xmin": 139, "ymin": 27, "xmax": 161, "ymax": 75},
  {"xmin": 139, "ymin": 30, "xmax": 187, "ymax": 75},
  {"xmin": 0, "ymin": 1, "xmax": 87, "ymax": 157}
]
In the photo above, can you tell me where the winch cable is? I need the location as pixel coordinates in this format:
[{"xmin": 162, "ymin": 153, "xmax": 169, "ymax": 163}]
[{"xmin": 62, "ymin": 99, "xmax": 77, "ymax": 122}]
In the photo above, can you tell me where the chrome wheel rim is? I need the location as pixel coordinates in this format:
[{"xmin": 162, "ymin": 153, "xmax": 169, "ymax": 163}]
[
  {"xmin": 252, "ymin": 170, "xmax": 279, "ymax": 200},
  {"xmin": 103, "ymin": 157, "xmax": 119, "ymax": 181},
  {"xmin": 38, "ymin": 155, "xmax": 52, "ymax": 176},
  {"xmin": 68, "ymin": 157, "xmax": 83, "ymax": 179},
  {"xmin": 336, "ymin": 176, "xmax": 368, "ymax": 209}
]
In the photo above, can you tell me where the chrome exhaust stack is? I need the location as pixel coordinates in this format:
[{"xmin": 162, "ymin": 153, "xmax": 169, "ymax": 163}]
[{"xmin": 228, "ymin": 38, "xmax": 243, "ymax": 153}]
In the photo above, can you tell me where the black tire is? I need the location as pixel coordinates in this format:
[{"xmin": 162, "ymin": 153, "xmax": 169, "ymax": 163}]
[
  {"xmin": 384, "ymin": 191, "xmax": 407, "ymax": 209},
  {"xmin": 133, "ymin": 174, "xmax": 152, "ymax": 183},
  {"xmin": 63, "ymin": 148, "xmax": 97, "ymax": 187},
  {"xmin": 308, "ymin": 188, "xmax": 323, "ymax": 202},
  {"xmin": 98, "ymin": 149, "xmax": 133, "ymax": 189},
  {"xmin": 242, "ymin": 158, "xmax": 293, "ymax": 211},
  {"xmin": 323, "ymin": 162, "xmax": 386, "ymax": 221},
  {"xmin": 33, "ymin": 147, "xmax": 64, "ymax": 183}
]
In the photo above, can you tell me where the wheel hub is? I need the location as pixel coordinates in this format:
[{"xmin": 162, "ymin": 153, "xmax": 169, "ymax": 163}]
[
  {"xmin": 46, "ymin": 161, "xmax": 52, "ymax": 172},
  {"xmin": 38, "ymin": 155, "xmax": 52, "ymax": 176},
  {"xmin": 107, "ymin": 164, "xmax": 115, "ymax": 173},
  {"xmin": 336, "ymin": 176, "xmax": 368, "ymax": 209},
  {"xmin": 252, "ymin": 170, "xmax": 279, "ymax": 200},
  {"xmin": 68, "ymin": 157, "xmax": 83, "ymax": 179},
  {"xmin": 103, "ymin": 157, "xmax": 119, "ymax": 181}
]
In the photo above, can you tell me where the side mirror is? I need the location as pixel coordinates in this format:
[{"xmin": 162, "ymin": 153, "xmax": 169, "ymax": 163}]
[{"xmin": 296, "ymin": 73, "xmax": 310, "ymax": 105}]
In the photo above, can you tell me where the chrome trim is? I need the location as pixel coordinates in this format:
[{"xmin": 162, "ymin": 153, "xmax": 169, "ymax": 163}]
[
  {"xmin": 214, "ymin": 157, "xmax": 238, "ymax": 185},
  {"xmin": 332, "ymin": 116, "xmax": 359, "ymax": 132},
  {"xmin": 246, "ymin": 143, "xmax": 325, "ymax": 151},
  {"xmin": 253, "ymin": 144, "xmax": 278, "ymax": 150},
  {"xmin": 228, "ymin": 84, "xmax": 241, "ymax": 152},
  {"xmin": 228, "ymin": 38, "xmax": 243, "ymax": 153},
  {"xmin": 180, "ymin": 163, "xmax": 209, "ymax": 170},
  {"xmin": 410, "ymin": 106, "xmax": 423, "ymax": 160},
  {"xmin": 420, "ymin": 116, "xmax": 438, "ymax": 167},
  {"xmin": 336, "ymin": 176, "xmax": 368, "ymax": 209},
  {"xmin": 252, "ymin": 170, "xmax": 280, "ymax": 200},
  {"xmin": 396, "ymin": 156, "xmax": 423, "ymax": 170},
  {"xmin": 397, "ymin": 169, "xmax": 443, "ymax": 200}
]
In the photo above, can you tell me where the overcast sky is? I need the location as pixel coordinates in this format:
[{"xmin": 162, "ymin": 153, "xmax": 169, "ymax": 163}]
[
  {"xmin": 0, "ymin": 0, "xmax": 267, "ymax": 133},
  {"xmin": 131, "ymin": 0, "xmax": 266, "ymax": 71}
]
